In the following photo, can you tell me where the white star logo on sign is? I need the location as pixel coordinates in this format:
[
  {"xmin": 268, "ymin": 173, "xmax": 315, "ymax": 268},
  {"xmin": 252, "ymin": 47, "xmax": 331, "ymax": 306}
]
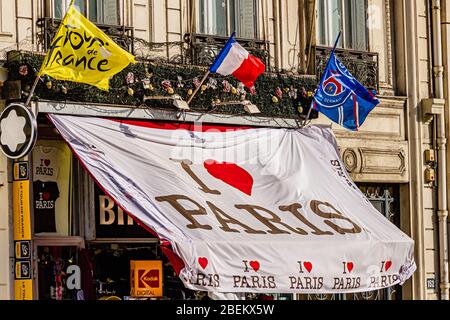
[{"xmin": 0, "ymin": 109, "xmax": 27, "ymax": 152}]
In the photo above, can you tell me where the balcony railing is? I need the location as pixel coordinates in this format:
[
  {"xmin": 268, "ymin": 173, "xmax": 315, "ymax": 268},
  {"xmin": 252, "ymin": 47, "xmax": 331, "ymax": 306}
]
[
  {"xmin": 184, "ymin": 33, "xmax": 271, "ymax": 70},
  {"xmin": 36, "ymin": 17, "xmax": 134, "ymax": 54},
  {"xmin": 35, "ymin": 20, "xmax": 270, "ymax": 71},
  {"xmin": 134, "ymin": 33, "xmax": 271, "ymax": 70},
  {"xmin": 314, "ymin": 46, "xmax": 379, "ymax": 92}
]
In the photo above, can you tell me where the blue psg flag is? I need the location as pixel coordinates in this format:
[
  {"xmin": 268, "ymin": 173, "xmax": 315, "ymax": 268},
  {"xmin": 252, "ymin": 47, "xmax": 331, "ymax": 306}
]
[{"xmin": 312, "ymin": 51, "xmax": 380, "ymax": 131}]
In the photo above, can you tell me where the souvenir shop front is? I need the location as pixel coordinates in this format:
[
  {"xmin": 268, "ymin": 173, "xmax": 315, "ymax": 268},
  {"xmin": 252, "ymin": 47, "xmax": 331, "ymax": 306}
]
[
  {"xmin": 31, "ymin": 115, "xmax": 190, "ymax": 300},
  {"xmin": 27, "ymin": 113, "xmax": 415, "ymax": 301},
  {"xmin": 31, "ymin": 115, "xmax": 280, "ymax": 301},
  {"xmin": 31, "ymin": 115, "xmax": 291, "ymax": 301}
]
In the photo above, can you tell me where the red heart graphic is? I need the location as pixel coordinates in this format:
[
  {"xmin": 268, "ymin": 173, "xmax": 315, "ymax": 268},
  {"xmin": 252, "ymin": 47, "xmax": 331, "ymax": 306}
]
[
  {"xmin": 347, "ymin": 262, "xmax": 354, "ymax": 273},
  {"xmin": 44, "ymin": 159, "xmax": 51, "ymax": 166},
  {"xmin": 250, "ymin": 261, "xmax": 260, "ymax": 272},
  {"xmin": 385, "ymin": 261, "xmax": 392, "ymax": 272},
  {"xmin": 198, "ymin": 257, "xmax": 208, "ymax": 269},
  {"xmin": 303, "ymin": 261, "xmax": 313, "ymax": 273},
  {"xmin": 43, "ymin": 192, "xmax": 50, "ymax": 201},
  {"xmin": 204, "ymin": 160, "xmax": 253, "ymax": 196}
]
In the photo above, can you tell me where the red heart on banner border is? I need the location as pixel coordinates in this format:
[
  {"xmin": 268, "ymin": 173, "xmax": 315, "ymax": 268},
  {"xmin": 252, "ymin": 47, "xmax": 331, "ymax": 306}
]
[
  {"xmin": 385, "ymin": 260, "xmax": 392, "ymax": 272},
  {"xmin": 347, "ymin": 262, "xmax": 354, "ymax": 273},
  {"xmin": 250, "ymin": 261, "xmax": 260, "ymax": 272},
  {"xmin": 303, "ymin": 261, "xmax": 313, "ymax": 273},
  {"xmin": 198, "ymin": 257, "xmax": 208, "ymax": 269},
  {"xmin": 204, "ymin": 160, "xmax": 253, "ymax": 196}
]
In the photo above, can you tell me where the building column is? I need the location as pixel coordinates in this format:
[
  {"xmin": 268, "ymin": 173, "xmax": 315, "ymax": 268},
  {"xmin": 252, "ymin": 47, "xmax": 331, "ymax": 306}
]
[{"xmin": 0, "ymin": 146, "xmax": 12, "ymax": 299}]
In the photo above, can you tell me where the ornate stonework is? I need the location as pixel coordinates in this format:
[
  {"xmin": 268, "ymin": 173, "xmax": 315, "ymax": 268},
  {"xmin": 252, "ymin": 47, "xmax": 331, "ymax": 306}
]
[
  {"xmin": 339, "ymin": 144, "xmax": 408, "ymax": 183},
  {"xmin": 342, "ymin": 149, "xmax": 358, "ymax": 173}
]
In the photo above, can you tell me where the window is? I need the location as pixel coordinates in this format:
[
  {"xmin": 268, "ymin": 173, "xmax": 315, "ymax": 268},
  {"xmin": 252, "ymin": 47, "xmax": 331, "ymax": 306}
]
[
  {"xmin": 53, "ymin": 0, "xmax": 119, "ymax": 25},
  {"xmin": 88, "ymin": 0, "xmax": 119, "ymax": 25},
  {"xmin": 32, "ymin": 140, "xmax": 80, "ymax": 237},
  {"xmin": 54, "ymin": 0, "xmax": 85, "ymax": 19},
  {"xmin": 317, "ymin": 0, "xmax": 368, "ymax": 51},
  {"xmin": 198, "ymin": 0, "xmax": 256, "ymax": 39}
]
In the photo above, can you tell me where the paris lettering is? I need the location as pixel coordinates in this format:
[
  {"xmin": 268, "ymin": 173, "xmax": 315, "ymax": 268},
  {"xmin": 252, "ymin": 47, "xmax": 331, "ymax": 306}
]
[
  {"xmin": 35, "ymin": 159, "xmax": 54, "ymax": 177},
  {"xmin": 288, "ymin": 261, "xmax": 324, "ymax": 290},
  {"xmin": 368, "ymin": 274, "xmax": 399, "ymax": 289},
  {"xmin": 330, "ymin": 159, "xmax": 359, "ymax": 192},
  {"xmin": 44, "ymin": 23, "xmax": 111, "ymax": 72},
  {"xmin": 232, "ymin": 275, "xmax": 277, "ymax": 289},
  {"xmin": 35, "ymin": 193, "xmax": 55, "ymax": 209},
  {"xmin": 368, "ymin": 261, "xmax": 399, "ymax": 289},
  {"xmin": 155, "ymin": 159, "xmax": 363, "ymax": 236},
  {"xmin": 289, "ymin": 276, "xmax": 324, "ymax": 290},
  {"xmin": 332, "ymin": 277, "xmax": 361, "ymax": 290},
  {"xmin": 188, "ymin": 272, "xmax": 220, "ymax": 288},
  {"xmin": 332, "ymin": 261, "xmax": 361, "ymax": 290}
]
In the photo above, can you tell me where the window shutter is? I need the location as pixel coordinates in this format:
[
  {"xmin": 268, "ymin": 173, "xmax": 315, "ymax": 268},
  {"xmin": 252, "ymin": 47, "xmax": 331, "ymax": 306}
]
[
  {"xmin": 102, "ymin": 0, "xmax": 119, "ymax": 25},
  {"xmin": 214, "ymin": 0, "xmax": 227, "ymax": 35},
  {"xmin": 316, "ymin": 1, "xmax": 326, "ymax": 46},
  {"xmin": 54, "ymin": 0, "xmax": 84, "ymax": 18},
  {"xmin": 237, "ymin": 0, "xmax": 255, "ymax": 39},
  {"xmin": 54, "ymin": 0, "xmax": 64, "ymax": 19},
  {"xmin": 198, "ymin": 0, "xmax": 226, "ymax": 35},
  {"xmin": 353, "ymin": 0, "xmax": 367, "ymax": 50}
]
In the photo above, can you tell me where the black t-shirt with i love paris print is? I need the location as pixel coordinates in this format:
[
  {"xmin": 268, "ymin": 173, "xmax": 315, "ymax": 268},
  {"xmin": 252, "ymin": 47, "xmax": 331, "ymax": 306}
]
[{"xmin": 33, "ymin": 180, "xmax": 60, "ymax": 233}]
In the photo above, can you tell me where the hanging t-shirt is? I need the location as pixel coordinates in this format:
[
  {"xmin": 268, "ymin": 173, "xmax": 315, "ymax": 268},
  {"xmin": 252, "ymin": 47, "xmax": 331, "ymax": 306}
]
[
  {"xmin": 33, "ymin": 146, "xmax": 62, "ymax": 182},
  {"xmin": 34, "ymin": 180, "xmax": 60, "ymax": 233}
]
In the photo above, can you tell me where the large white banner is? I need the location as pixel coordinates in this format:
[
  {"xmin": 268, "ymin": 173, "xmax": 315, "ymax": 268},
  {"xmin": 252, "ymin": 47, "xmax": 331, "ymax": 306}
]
[{"xmin": 49, "ymin": 115, "xmax": 416, "ymax": 294}]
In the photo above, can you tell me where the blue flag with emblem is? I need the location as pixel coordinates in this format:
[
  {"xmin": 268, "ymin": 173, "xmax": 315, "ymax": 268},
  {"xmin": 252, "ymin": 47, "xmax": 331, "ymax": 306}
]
[{"xmin": 312, "ymin": 34, "xmax": 380, "ymax": 131}]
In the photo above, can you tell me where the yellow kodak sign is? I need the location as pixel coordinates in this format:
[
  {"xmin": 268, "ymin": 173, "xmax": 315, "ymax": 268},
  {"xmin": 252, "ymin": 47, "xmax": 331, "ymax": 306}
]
[{"xmin": 130, "ymin": 260, "xmax": 163, "ymax": 298}]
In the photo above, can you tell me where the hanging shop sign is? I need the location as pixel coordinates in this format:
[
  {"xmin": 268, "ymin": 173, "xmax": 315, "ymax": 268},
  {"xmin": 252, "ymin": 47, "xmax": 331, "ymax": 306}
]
[
  {"xmin": 130, "ymin": 260, "xmax": 163, "ymax": 297},
  {"xmin": 49, "ymin": 115, "xmax": 417, "ymax": 294},
  {"xmin": 94, "ymin": 184, "xmax": 155, "ymax": 239},
  {"xmin": 12, "ymin": 160, "xmax": 33, "ymax": 300},
  {"xmin": 0, "ymin": 103, "xmax": 37, "ymax": 159}
]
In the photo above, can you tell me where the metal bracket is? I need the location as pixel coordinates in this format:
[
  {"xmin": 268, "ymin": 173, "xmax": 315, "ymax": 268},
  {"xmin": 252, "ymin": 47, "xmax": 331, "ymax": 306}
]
[{"xmin": 422, "ymin": 98, "xmax": 445, "ymax": 124}]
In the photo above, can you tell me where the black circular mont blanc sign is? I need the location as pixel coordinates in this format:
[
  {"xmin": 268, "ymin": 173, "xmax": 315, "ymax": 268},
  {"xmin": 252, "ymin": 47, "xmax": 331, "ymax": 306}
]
[{"xmin": 0, "ymin": 103, "xmax": 37, "ymax": 159}]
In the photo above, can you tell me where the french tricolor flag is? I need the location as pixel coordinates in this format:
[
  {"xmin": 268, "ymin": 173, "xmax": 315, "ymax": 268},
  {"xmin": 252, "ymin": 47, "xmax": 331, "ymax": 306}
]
[{"xmin": 210, "ymin": 32, "xmax": 266, "ymax": 89}]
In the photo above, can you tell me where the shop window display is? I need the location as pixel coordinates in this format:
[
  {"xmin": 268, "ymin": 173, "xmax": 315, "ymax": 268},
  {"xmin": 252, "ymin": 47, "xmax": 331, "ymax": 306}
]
[
  {"xmin": 33, "ymin": 140, "xmax": 77, "ymax": 236},
  {"xmin": 37, "ymin": 246, "xmax": 92, "ymax": 300},
  {"xmin": 89, "ymin": 243, "xmax": 193, "ymax": 300}
]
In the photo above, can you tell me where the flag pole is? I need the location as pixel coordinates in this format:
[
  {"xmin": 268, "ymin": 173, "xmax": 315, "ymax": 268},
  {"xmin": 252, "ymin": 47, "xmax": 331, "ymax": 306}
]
[
  {"xmin": 188, "ymin": 32, "xmax": 237, "ymax": 105},
  {"xmin": 25, "ymin": 0, "xmax": 76, "ymax": 108},
  {"xmin": 24, "ymin": 73, "xmax": 42, "ymax": 108},
  {"xmin": 301, "ymin": 31, "xmax": 342, "ymax": 127},
  {"xmin": 187, "ymin": 70, "xmax": 210, "ymax": 105}
]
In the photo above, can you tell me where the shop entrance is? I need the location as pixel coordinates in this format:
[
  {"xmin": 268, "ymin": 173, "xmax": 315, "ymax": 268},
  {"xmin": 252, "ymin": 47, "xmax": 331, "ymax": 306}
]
[
  {"xmin": 34, "ymin": 237, "xmax": 85, "ymax": 300},
  {"xmin": 86, "ymin": 243, "xmax": 192, "ymax": 300}
]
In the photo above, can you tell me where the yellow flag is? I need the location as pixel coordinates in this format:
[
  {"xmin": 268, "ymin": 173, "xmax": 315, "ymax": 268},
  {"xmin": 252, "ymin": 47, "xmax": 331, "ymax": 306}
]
[{"xmin": 39, "ymin": 5, "xmax": 136, "ymax": 91}]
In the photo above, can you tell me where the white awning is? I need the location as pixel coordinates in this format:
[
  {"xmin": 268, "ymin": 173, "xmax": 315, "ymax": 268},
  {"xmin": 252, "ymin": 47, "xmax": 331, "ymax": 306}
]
[{"xmin": 49, "ymin": 114, "xmax": 416, "ymax": 294}]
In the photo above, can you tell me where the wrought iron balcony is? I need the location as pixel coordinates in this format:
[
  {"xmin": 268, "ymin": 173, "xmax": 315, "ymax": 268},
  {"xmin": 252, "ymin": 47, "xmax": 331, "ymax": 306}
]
[
  {"xmin": 36, "ymin": 17, "xmax": 134, "ymax": 53},
  {"xmin": 314, "ymin": 46, "xmax": 379, "ymax": 91},
  {"xmin": 184, "ymin": 33, "xmax": 271, "ymax": 70},
  {"xmin": 134, "ymin": 33, "xmax": 271, "ymax": 70}
]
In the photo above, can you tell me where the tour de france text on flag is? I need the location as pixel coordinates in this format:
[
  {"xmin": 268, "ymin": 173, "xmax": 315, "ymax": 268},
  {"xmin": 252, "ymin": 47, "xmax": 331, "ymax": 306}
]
[
  {"xmin": 39, "ymin": 4, "xmax": 135, "ymax": 91},
  {"xmin": 209, "ymin": 32, "xmax": 265, "ymax": 89},
  {"xmin": 312, "ymin": 51, "xmax": 380, "ymax": 131}
]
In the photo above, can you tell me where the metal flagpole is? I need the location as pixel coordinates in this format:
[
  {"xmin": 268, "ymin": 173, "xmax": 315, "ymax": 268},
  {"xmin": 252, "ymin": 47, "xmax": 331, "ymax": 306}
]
[
  {"xmin": 187, "ymin": 70, "xmax": 210, "ymax": 105},
  {"xmin": 24, "ymin": 74, "xmax": 41, "ymax": 108},
  {"xmin": 302, "ymin": 30, "xmax": 342, "ymax": 128},
  {"xmin": 25, "ymin": 0, "xmax": 76, "ymax": 109}
]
